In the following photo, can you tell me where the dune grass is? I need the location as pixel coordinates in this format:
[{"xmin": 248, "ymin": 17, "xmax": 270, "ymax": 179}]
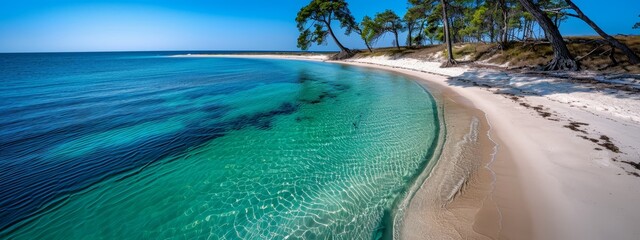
[{"xmin": 352, "ymin": 36, "xmax": 640, "ymax": 72}]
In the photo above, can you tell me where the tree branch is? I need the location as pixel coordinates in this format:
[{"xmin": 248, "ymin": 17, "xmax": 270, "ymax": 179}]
[
  {"xmin": 541, "ymin": 9, "xmax": 579, "ymax": 18},
  {"xmin": 576, "ymin": 44, "xmax": 604, "ymax": 61}
]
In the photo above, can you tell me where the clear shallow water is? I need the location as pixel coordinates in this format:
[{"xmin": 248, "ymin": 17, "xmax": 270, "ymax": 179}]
[{"xmin": 0, "ymin": 52, "xmax": 439, "ymax": 239}]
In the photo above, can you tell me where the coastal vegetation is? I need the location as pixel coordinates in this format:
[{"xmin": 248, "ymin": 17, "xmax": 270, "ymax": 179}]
[
  {"xmin": 295, "ymin": 0, "xmax": 358, "ymax": 59},
  {"xmin": 296, "ymin": 0, "xmax": 640, "ymax": 71},
  {"xmin": 373, "ymin": 10, "xmax": 404, "ymax": 50}
]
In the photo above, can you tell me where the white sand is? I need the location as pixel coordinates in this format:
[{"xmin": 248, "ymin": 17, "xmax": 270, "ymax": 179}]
[
  {"xmin": 343, "ymin": 55, "xmax": 640, "ymax": 239},
  {"xmin": 171, "ymin": 53, "xmax": 330, "ymax": 61}
]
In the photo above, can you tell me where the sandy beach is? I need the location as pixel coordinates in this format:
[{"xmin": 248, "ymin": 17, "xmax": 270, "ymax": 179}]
[
  {"xmin": 7, "ymin": 1, "xmax": 639, "ymax": 238},
  {"xmin": 184, "ymin": 53, "xmax": 640, "ymax": 239},
  {"xmin": 341, "ymin": 56, "xmax": 640, "ymax": 240}
]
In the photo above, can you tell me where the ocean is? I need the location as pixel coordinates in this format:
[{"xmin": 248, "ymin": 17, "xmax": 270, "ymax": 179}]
[{"xmin": 0, "ymin": 52, "xmax": 440, "ymax": 239}]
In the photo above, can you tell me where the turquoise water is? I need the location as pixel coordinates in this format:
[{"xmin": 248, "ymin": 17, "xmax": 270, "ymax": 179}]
[{"xmin": 0, "ymin": 53, "xmax": 440, "ymax": 239}]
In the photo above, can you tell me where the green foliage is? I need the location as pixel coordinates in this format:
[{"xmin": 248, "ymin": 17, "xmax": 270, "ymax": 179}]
[
  {"xmin": 406, "ymin": 0, "xmax": 439, "ymax": 45},
  {"xmin": 359, "ymin": 16, "xmax": 383, "ymax": 47},
  {"xmin": 537, "ymin": 0, "xmax": 569, "ymax": 26},
  {"xmin": 295, "ymin": 0, "xmax": 357, "ymax": 51},
  {"xmin": 295, "ymin": 0, "xmax": 584, "ymax": 51},
  {"xmin": 404, "ymin": 7, "xmax": 426, "ymax": 23},
  {"xmin": 460, "ymin": 5, "xmax": 488, "ymax": 41},
  {"xmin": 404, "ymin": 6, "xmax": 427, "ymax": 45},
  {"xmin": 421, "ymin": 2, "xmax": 443, "ymax": 44},
  {"xmin": 373, "ymin": 10, "xmax": 405, "ymax": 47},
  {"xmin": 374, "ymin": 10, "xmax": 404, "ymax": 32}
]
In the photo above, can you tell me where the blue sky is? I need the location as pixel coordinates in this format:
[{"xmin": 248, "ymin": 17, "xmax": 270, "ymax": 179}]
[{"xmin": 0, "ymin": 0, "xmax": 638, "ymax": 52}]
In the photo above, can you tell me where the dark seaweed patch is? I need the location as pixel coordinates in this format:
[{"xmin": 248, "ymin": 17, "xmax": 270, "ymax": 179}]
[
  {"xmin": 229, "ymin": 102, "xmax": 298, "ymax": 130},
  {"xmin": 577, "ymin": 134, "xmax": 620, "ymax": 153},
  {"xmin": 330, "ymin": 83, "xmax": 350, "ymax": 91},
  {"xmin": 298, "ymin": 91, "xmax": 338, "ymax": 105},
  {"xmin": 295, "ymin": 116, "xmax": 314, "ymax": 122},
  {"xmin": 296, "ymin": 72, "xmax": 314, "ymax": 83},
  {"xmin": 598, "ymin": 135, "xmax": 620, "ymax": 153},
  {"xmin": 0, "ymin": 102, "xmax": 299, "ymax": 232},
  {"xmin": 621, "ymin": 161, "xmax": 640, "ymax": 171},
  {"xmin": 564, "ymin": 121, "xmax": 589, "ymax": 134},
  {"xmin": 519, "ymin": 102, "xmax": 553, "ymax": 118}
]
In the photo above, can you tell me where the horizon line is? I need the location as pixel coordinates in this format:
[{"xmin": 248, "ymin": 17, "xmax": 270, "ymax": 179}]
[{"xmin": 0, "ymin": 49, "xmax": 340, "ymax": 54}]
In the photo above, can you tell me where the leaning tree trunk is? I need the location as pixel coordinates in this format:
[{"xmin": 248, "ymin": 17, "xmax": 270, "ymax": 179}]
[
  {"xmin": 441, "ymin": 0, "xmax": 456, "ymax": 65},
  {"xmin": 564, "ymin": 0, "xmax": 640, "ymax": 64},
  {"xmin": 326, "ymin": 22, "xmax": 354, "ymax": 59},
  {"xmin": 518, "ymin": 0, "xmax": 578, "ymax": 70},
  {"xmin": 363, "ymin": 39, "xmax": 373, "ymax": 52},
  {"xmin": 393, "ymin": 29, "xmax": 401, "ymax": 49},
  {"xmin": 326, "ymin": 22, "xmax": 350, "ymax": 53}
]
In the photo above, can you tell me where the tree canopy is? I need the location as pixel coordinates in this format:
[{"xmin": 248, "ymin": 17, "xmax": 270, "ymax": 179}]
[
  {"xmin": 374, "ymin": 10, "xmax": 405, "ymax": 49},
  {"xmin": 404, "ymin": 6, "xmax": 427, "ymax": 47},
  {"xmin": 295, "ymin": 0, "xmax": 357, "ymax": 53},
  {"xmin": 358, "ymin": 16, "xmax": 383, "ymax": 52},
  {"xmin": 295, "ymin": 0, "xmax": 639, "ymax": 69}
]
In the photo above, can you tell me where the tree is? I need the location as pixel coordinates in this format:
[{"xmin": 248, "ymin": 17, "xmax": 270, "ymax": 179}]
[
  {"xmin": 441, "ymin": 0, "xmax": 456, "ymax": 65},
  {"xmin": 374, "ymin": 10, "xmax": 405, "ymax": 49},
  {"xmin": 634, "ymin": 15, "xmax": 640, "ymax": 29},
  {"xmin": 357, "ymin": 16, "xmax": 383, "ymax": 52},
  {"xmin": 408, "ymin": 0, "xmax": 438, "ymax": 45},
  {"xmin": 497, "ymin": 0, "xmax": 513, "ymax": 47},
  {"xmin": 425, "ymin": 3, "xmax": 443, "ymax": 45},
  {"xmin": 404, "ymin": 7, "xmax": 426, "ymax": 47},
  {"xmin": 561, "ymin": 0, "xmax": 639, "ymax": 64},
  {"xmin": 295, "ymin": 0, "xmax": 357, "ymax": 57},
  {"xmin": 518, "ymin": 0, "xmax": 578, "ymax": 70},
  {"xmin": 461, "ymin": 4, "xmax": 489, "ymax": 42}
]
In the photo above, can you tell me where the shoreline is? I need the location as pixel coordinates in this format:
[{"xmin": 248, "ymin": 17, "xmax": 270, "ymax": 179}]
[
  {"xmin": 175, "ymin": 53, "xmax": 640, "ymax": 239},
  {"xmin": 349, "ymin": 62, "xmax": 517, "ymax": 239},
  {"xmin": 336, "ymin": 57, "xmax": 640, "ymax": 239},
  {"xmin": 334, "ymin": 60, "xmax": 525, "ymax": 239}
]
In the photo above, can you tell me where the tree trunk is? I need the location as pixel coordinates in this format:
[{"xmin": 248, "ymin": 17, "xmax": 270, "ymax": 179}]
[
  {"xmin": 490, "ymin": 1, "xmax": 499, "ymax": 43},
  {"xmin": 489, "ymin": 17, "xmax": 495, "ymax": 43},
  {"xmin": 364, "ymin": 40, "xmax": 373, "ymax": 52},
  {"xmin": 407, "ymin": 26, "xmax": 413, "ymax": 48},
  {"xmin": 418, "ymin": 20, "xmax": 426, "ymax": 45},
  {"xmin": 609, "ymin": 45, "xmax": 619, "ymax": 66},
  {"xmin": 518, "ymin": 0, "xmax": 578, "ymax": 70},
  {"xmin": 500, "ymin": 0, "xmax": 509, "ymax": 47},
  {"xmin": 394, "ymin": 29, "xmax": 400, "ymax": 49},
  {"xmin": 326, "ymin": 21, "xmax": 350, "ymax": 53},
  {"xmin": 441, "ymin": 0, "xmax": 456, "ymax": 65},
  {"xmin": 564, "ymin": 0, "xmax": 640, "ymax": 64}
]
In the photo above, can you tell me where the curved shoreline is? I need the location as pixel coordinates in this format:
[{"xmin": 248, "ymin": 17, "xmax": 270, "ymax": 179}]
[
  {"xmin": 177, "ymin": 53, "xmax": 640, "ymax": 239},
  {"xmin": 336, "ymin": 58, "xmax": 640, "ymax": 240},
  {"xmin": 335, "ymin": 60, "xmax": 519, "ymax": 239},
  {"xmin": 184, "ymin": 54, "xmax": 524, "ymax": 238}
]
